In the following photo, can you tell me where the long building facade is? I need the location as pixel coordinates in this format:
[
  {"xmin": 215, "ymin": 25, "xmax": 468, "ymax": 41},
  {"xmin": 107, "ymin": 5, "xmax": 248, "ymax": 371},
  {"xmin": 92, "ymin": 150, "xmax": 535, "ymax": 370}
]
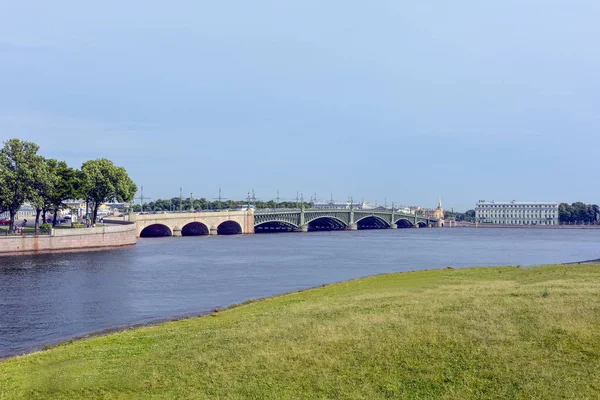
[{"xmin": 475, "ymin": 200, "xmax": 559, "ymax": 225}]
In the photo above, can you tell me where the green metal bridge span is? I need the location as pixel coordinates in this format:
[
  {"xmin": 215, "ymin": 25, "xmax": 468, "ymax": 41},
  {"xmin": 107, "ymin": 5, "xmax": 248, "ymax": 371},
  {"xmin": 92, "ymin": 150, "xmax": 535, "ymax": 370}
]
[{"xmin": 253, "ymin": 207, "xmax": 440, "ymax": 233}]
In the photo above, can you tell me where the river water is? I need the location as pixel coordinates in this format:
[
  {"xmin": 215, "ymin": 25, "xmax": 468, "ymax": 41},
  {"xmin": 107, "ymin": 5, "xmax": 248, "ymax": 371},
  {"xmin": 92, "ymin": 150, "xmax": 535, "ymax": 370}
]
[{"xmin": 1, "ymin": 228, "xmax": 599, "ymax": 357}]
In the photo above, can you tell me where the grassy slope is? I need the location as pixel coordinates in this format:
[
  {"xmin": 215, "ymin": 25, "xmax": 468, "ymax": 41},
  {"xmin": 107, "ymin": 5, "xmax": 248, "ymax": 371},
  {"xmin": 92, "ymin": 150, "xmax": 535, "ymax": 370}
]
[{"xmin": 1, "ymin": 264, "xmax": 599, "ymax": 399}]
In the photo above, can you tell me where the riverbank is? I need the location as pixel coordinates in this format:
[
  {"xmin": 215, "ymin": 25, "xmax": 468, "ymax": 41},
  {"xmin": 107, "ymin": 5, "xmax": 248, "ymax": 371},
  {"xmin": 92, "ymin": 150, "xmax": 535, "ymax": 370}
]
[
  {"xmin": 1, "ymin": 264, "xmax": 599, "ymax": 399},
  {"xmin": 0, "ymin": 223, "xmax": 136, "ymax": 256},
  {"xmin": 450, "ymin": 222, "xmax": 600, "ymax": 229}
]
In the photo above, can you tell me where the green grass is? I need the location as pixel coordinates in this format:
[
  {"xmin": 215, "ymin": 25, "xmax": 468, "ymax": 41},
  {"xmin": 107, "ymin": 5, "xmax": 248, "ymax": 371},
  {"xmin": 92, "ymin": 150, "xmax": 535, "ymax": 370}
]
[
  {"xmin": 0, "ymin": 226, "xmax": 36, "ymax": 234},
  {"xmin": 1, "ymin": 264, "xmax": 599, "ymax": 399}
]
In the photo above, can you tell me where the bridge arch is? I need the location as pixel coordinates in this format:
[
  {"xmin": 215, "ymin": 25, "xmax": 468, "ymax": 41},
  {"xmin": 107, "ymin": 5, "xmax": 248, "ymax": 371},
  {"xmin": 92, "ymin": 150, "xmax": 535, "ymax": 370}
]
[
  {"xmin": 254, "ymin": 220, "xmax": 298, "ymax": 233},
  {"xmin": 394, "ymin": 218, "xmax": 415, "ymax": 228},
  {"xmin": 140, "ymin": 224, "xmax": 172, "ymax": 237},
  {"xmin": 217, "ymin": 220, "xmax": 243, "ymax": 235},
  {"xmin": 182, "ymin": 222, "xmax": 209, "ymax": 236},
  {"xmin": 416, "ymin": 221, "xmax": 429, "ymax": 228},
  {"xmin": 306, "ymin": 216, "xmax": 348, "ymax": 231},
  {"xmin": 355, "ymin": 215, "xmax": 391, "ymax": 229}
]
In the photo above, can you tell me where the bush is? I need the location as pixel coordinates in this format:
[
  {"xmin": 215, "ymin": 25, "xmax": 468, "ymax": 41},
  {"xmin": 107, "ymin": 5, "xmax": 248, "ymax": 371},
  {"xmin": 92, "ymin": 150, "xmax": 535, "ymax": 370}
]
[{"xmin": 39, "ymin": 223, "xmax": 52, "ymax": 234}]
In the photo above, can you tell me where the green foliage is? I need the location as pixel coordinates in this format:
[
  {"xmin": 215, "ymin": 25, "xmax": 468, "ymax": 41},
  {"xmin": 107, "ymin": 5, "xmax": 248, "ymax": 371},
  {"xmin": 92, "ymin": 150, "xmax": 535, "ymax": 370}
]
[
  {"xmin": 45, "ymin": 159, "xmax": 80, "ymax": 226},
  {"xmin": 559, "ymin": 202, "xmax": 599, "ymax": 225},
  {"xmin": 0, "ymin": 139, "xmax": 138, "ymax": 229},
  {"xmin": 81, "ymin": 158, "xmax": 137, "ymax": 223},
  {"xmin": 0, "ymin": 139, "xmax": 43, "ymax": 231},
  {"xmin": 444, "ymin": 209, "xmax": 476, "ymax": 222},
  {"xmin": 39, "ymin": 223, "xmax": 52, "ymax": 234},
  {"xmin": 139, "ymin": 197, "xmax": 313, "ymax": 212}
]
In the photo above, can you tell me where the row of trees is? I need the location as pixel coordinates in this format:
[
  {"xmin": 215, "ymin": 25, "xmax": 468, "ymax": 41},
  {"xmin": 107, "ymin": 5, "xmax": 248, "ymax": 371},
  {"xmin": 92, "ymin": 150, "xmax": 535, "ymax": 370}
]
[
  {"xmin": 0, "ymin": 138, "xmax": 137, "ymax": 234},
  {"xmin": 444, "ymin": 210, "xmax": 476, "ymax": 222},
  {"xmin": 559, "ymin": 202, "xmax": 600, "ymax": 225},
  {"xmin": 132, "ymin": 198, "xmax": 313, "ymax": 213}
]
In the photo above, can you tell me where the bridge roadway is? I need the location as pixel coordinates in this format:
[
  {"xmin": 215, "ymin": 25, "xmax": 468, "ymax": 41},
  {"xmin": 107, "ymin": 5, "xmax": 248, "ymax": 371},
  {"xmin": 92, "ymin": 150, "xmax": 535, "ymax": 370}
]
[{"xmin": 127, "ymin": 208, "xmax": 440, "ymax": 237}]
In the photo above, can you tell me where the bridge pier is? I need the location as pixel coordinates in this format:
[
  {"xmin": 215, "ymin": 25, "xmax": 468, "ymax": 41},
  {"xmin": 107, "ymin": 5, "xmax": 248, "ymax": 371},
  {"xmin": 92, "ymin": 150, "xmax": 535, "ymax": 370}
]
[
  {"xmin": 388, "ymin": 224, "xmax": 397, "ymax": 229},
  {"xmin": 347, "ymin": 223, "xmax": 358, "ymax": 231},
  {"xmin": 209, "ymin": 227, "xmax": 218, "ymax": 235},
  {"xmin": 413, "ymin": 225, "xmax": 419, "ymax": 229},
  {"xmin": 297, "ymin": 225, "xmax": 308, "ymax": 232},
  {"xmin": 172, "ymin": 226, "xmax": 182, "ymax": 237}
]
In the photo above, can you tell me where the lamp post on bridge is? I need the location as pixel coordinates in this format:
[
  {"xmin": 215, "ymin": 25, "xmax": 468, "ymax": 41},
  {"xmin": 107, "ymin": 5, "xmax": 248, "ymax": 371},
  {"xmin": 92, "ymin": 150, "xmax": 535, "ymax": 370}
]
[
  {"xmin": 299, "ymin": 193, "xmax": 307, "ymax": 231},
  {"xmin": 179, "ymin": 187, "xmax": 183, "ymax": 213},
  {"xmin": 348, "ymin": 197, "xmax": 357, "ymax": 230}
]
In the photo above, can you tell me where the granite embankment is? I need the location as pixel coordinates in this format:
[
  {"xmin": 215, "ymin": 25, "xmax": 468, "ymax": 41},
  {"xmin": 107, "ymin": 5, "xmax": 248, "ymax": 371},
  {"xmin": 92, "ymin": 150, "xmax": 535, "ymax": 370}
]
[{"xmin": 0, "ymin": 223, "xmax": 136, "ymax": 256}]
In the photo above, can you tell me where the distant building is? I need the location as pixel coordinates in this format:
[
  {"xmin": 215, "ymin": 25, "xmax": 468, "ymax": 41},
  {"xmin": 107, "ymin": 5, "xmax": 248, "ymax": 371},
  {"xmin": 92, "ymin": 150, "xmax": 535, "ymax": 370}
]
[
  {"xmin": 395, "ymin": 206, "xmax": 413, "ymax": 215},
  {"xmin": 0, "ymin": 203, "xmax": 35, "ymax": 219},
  {"xmin": 62, "ymin": 199, "xmax": 127, "ymax": 218},
  {"xmin": 312, "ymin": 202, "xmax": 365, "ymax": 210},
  {"xmin": 475, "ymin": 200, "xmax": 559, "ymax": 225},
  {"xmin": 418, "ymin": 198, "xmax": 444, "ymax": 220}
]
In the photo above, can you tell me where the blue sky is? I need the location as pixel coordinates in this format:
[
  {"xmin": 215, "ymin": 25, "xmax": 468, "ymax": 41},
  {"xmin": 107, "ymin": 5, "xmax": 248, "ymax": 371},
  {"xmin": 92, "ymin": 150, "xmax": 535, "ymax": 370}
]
[{"xmin": 1, "ymin": 1, "xmax": 599, "ymax": 211}]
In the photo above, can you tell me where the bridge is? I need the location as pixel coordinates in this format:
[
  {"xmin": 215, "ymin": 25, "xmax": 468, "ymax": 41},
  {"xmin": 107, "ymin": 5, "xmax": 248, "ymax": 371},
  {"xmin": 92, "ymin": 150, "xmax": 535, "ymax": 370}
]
[
  {"xmin": 126, "ymin": 207, "xmax": 439, "ymax": 237},
  {"xmin": 254, "ymin": 207, "xmax": 439, "ymax": 232},
  {"xmin": 129, "ymin": 210, "xmax": 255, "ymax": 237}
]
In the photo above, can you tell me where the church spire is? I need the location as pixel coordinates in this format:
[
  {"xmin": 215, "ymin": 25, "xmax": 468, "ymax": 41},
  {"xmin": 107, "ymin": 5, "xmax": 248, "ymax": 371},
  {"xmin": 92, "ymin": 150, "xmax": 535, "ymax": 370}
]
[{"xmin": 437, "ymin": 197, "xmax": 442, "ymax": 209}]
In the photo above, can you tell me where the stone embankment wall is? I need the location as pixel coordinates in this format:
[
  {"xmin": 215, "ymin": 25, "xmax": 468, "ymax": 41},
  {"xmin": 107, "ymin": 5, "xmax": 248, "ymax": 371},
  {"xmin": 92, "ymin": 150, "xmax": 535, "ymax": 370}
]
[{"xmin": 0, "ymin": 224, "xmax": 137, "ymax": 256}]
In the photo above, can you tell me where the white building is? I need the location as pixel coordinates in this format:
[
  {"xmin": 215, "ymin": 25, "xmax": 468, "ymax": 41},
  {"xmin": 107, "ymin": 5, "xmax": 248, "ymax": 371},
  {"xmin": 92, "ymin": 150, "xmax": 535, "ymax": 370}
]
[
  {"xmin": 475, "ymin": 200, "xmax": 559, "ymax": 225},
  {"xmin": 0, "ymin": 203, "xmax": 36, "ymax": 220}
]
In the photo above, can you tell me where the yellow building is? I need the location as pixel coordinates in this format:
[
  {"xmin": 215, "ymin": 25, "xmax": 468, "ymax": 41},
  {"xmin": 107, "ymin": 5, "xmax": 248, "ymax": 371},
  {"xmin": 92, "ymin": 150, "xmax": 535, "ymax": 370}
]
[{"xmin": 418, "ymin": 198, "xmax": 445, "ymax": 220}]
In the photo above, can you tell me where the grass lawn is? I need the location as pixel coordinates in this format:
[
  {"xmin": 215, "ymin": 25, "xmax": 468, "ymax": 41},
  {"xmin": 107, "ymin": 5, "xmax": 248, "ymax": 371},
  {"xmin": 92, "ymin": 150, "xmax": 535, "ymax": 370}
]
[
  {"xmin": 0, "ymin": 225, "xmax": 78, "ymax": 234},
  {"xmin": 0, "ymin": 226, "xmax": 36, "ymax": 234},
  {"xmin": 1, "ymin": 264, "xmax": 599, "ymax": 399}
]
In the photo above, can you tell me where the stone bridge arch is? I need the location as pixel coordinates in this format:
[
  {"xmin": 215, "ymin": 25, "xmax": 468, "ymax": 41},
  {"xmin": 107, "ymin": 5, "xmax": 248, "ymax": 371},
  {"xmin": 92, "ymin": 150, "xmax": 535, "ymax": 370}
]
[
  {"xmin": 131, "ymin": 210, "xmax": 253, "ymax": 237},
  {"xmin": 217, "ymin": 220, "xmax": 243, "ymax": 235},
  {"xmin": 181, "ymin": 222, "xmax": 209, "ymax": 236},
  {"xmin": 140, "ymin": 224, "xmax": 172, "ymax": 237}
]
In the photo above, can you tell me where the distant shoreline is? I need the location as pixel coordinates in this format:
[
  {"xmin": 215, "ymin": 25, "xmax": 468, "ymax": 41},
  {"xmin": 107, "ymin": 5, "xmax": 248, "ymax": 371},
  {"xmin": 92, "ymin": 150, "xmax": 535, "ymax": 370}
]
[{"xmin": 449, "ymin": 223, "xmax": 600, "ymax": 229}]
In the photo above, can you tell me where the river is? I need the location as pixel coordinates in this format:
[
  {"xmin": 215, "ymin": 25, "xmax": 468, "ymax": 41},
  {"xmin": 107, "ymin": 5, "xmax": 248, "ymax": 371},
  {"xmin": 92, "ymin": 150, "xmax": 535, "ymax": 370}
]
[{"xmin": 1, "ymin": 227, "xmax": 599, "ymax": 357}]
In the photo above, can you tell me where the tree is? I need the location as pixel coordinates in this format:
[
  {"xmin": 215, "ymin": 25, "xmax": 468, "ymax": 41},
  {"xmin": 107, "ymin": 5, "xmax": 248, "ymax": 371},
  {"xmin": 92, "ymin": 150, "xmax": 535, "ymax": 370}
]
[
  {"xmin": 0, "ymin": 139, "xmax": 42, "ymax": 233},
  {"xmin": 558, "ymin": 202, "xmax": 600, "ymax": 225},
  {"xmin": 81, "ymin": 159, "xmax": 137, "ymax": 224},
  {"xmin": 28, "ymin": 157, "xmax": 56, "ymax": 234},
  {"xmin": 46, "ymin": 159, "xmax": 81, "ymax": 226},
  {"xmin": 0, "ymin": 173, "xmax": 9, "ymax": 221}
]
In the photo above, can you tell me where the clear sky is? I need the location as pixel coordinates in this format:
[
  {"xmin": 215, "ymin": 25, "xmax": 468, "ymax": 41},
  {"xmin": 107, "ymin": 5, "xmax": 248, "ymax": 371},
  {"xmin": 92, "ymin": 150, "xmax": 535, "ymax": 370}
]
[{"xmin": 1, "ymin": 1, "xmax": 599, "ymax": 211}]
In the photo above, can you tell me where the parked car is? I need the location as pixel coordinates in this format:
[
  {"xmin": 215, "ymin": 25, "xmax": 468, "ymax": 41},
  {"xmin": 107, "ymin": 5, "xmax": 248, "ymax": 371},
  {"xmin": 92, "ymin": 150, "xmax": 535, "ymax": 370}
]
[{"xmin": 0, "ymin": 218, "xmax": 10, "ymax": 226}]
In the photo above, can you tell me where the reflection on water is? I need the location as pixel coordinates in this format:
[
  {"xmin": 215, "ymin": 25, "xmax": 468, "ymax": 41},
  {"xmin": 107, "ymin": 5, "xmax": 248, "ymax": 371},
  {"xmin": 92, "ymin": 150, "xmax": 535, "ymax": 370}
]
[{"xmin": 1, "ymin": 228, "xmax": 599, "ymax": 357}]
